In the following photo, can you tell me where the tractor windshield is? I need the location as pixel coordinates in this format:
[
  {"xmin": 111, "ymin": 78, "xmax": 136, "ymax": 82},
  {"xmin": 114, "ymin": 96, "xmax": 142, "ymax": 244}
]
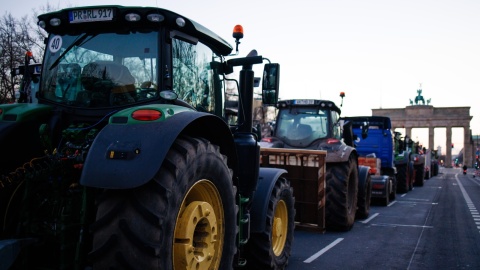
[
  {"xmin": 40, "ymin": 31, "xmax": 159, "ymax": 108},
  {"xmin": 275, "ymin": 107, "xmax": 329, "ymax": 147}
]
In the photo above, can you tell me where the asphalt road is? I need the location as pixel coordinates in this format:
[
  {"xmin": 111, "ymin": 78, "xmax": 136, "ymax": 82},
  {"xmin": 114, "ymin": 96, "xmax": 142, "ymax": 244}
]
[{"xmin": 286, "ymin": 167, "xmax": 480, "ymax": 270}]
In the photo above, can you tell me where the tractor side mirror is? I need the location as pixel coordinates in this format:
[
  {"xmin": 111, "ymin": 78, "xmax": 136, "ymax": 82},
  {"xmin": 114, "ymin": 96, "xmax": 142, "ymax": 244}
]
[
  {"xmin": 361, "ymin": 121, "xmax": 369, "ymax": 139},
  {"xmin": 342, "ymin": 120, "xmax": 355, "ymax": 147},
  {"xmin": 262, "ymin": 63, "xmax": 280, "ymax": 105}
]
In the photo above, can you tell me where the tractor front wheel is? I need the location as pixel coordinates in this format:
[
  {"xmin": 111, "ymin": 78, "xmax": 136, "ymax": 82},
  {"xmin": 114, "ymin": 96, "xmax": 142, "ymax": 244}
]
[{"xmin": 244, "ymin": 177, "xmax": 295, "ymax": 269}]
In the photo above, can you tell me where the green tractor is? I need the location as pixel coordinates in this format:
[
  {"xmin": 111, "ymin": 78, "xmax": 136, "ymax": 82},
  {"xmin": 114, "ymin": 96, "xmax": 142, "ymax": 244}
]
[
  {"xmin": 393, "ymin": 132, "xmax": 425, "ymax": 193},
  {"xmin": 394, "ymin": 132, "xmax": 413, "ymax": 193},
  {"xmin": 411, "ymin": 141, "xmax": 426, "ymax": 187},
  {"xmin": 0, "ymin": 6, "xmax": 296, "ymax": 269}
]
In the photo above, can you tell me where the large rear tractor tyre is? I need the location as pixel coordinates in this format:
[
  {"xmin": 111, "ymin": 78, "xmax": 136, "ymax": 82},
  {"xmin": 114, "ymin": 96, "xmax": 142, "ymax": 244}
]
[
  {"xmin": 325, "ymin": 156, "xmax": 358, "ymax": 231},
  {"xmin": 244, "ymin": 177, "xmax": 295, "ymax": 270},
  {"xmin": 408, "ymin": 161, "xmax": 415, "ymax": 190},
  {"xmin": 433, "ymin": 163, "xmax": 439, "ymax": 176},
  {"xmin": 88, "ymin": 136, "xmax": 237, "ymax": 270},
  {"xmin": 396, "ymin": 164, "xmax": 408, "ymax": 193},
  {"xmin": 414, "ymin": 164, "xmax": 425, "ymax": 186},
  {"xmin": 356, "ymin": 173, "xmax": 371, "ymax": 219},
  {"xmin": 425, "ymin": 168, "xmax": 430, "ymax": 180},
  {"xmin": 389, "ymin": 175, "xmax": 397, "ymax": 202}
]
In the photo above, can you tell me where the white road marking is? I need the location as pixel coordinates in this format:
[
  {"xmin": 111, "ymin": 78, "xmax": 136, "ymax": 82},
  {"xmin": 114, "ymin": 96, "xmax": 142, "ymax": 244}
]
[
  {"xmin": 455, "ymin": 174, "xmax": 480, "ymax": 234},
  {"xmin": 360, "ymin": 213, "xmax": 379, "ymax": 224},
  {"xmin": 304, "ymin": 238, "xmax": 344, "ymax": 263},
  {"xmin": 371, "ymin": 223, "xmax": 433, "ymax": 228},
  {"xmin": 404, "ymin": 198, "xmax": 430, "ymax": 201}
]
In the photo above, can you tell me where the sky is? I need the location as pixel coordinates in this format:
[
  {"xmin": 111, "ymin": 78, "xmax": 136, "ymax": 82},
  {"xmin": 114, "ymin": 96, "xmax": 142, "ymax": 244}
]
[{"xmin": 6, "ymin": 0, "xmax": 480, "ymax": 154}]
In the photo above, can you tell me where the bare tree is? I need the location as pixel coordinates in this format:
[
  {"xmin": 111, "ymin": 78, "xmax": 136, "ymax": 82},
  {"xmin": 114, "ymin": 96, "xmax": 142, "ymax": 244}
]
[
  {"xmin": 0, "ymin": 4, "xmax": 54, "ymax": 104},
  {"xmin": 0, "ymin": 12, "xmax": 43, "ymax": 103}
]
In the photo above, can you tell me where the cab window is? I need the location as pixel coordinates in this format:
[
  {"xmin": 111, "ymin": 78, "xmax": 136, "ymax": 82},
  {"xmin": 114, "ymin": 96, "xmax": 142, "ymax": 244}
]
[{"xmin": 172, "ymin": 38, "xmax": 219, "ymax": 113}]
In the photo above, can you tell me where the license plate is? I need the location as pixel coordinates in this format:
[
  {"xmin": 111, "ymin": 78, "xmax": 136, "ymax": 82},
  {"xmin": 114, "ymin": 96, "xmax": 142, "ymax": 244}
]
[
  {"xmin": 293, "ymin": 99, "xmax": 314, "ymax": 105},
  {"xmin": 69, "ymin": 8, "xmax": 114, "ymax": 23}
]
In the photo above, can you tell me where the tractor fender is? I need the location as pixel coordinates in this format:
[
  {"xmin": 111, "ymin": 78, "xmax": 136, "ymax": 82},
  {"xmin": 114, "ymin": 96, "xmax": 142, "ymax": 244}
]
[
  {"xmin": 395, "ymin": 151, "xmax": 411, "ymax": 166},
  {"xmin": 250, "ymin": 167, "xmax": 288, "ymax": 233},
  {"xmin": 80, "ymin": 111, "xmax": 236, "ymax": 189},
  {"xmin": 325, "ymin": 145, "xmax": 357, "ymax": 163}
]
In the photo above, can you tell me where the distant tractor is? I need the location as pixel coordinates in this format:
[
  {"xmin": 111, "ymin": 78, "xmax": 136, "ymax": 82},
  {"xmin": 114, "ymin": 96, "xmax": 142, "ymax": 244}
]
[
  {"xmin": 411, "ymin": 141, "xmax": 427, "ymax": 187},
  {"xmin": 394, "ymin": 132, "xmax": 414, "ymax": 193},
  {"xmin": 425, "ymin": 148, "xmax": 440, "ymax": 179},
  {"xmin": 260, "ymin": 97, "xmax": 372, "ymax": 231},
  {"xmin": 393, "ymin": 132, "xmax": 425, "ymax": 193}
]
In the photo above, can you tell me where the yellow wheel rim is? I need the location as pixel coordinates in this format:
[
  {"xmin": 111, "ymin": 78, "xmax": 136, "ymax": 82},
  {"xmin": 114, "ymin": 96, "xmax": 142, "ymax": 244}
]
[
  {"xmin": 173, "ymin": 180, "xmax": 224, "ymax": 270},
  {"xmin": 272, "ymin": 199, "xmax": 288, "ymax": 256}
]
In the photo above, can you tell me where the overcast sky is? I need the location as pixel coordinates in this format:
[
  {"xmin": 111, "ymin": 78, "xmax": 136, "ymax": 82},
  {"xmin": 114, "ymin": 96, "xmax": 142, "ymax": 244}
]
[{"xmin": 6, "ymin": 0, "xmax": 480, "ymax": 155}]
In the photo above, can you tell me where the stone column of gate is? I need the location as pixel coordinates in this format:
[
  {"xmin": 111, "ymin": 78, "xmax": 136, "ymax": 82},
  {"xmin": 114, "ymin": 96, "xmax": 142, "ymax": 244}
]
[
  {"xmin": 464, "ymin": 125, "xmax": 472, "ymax": 167},
  {"xmin": 446, "ymin": 126, "xmax": 452, "ymax": 168},
  {"xmin": 405, "ymin": 127, "xmax": 412, "ymax": 140},
  {"xmin": 428, "ymin": 126, "xmax": 434, "ymax": 152}
]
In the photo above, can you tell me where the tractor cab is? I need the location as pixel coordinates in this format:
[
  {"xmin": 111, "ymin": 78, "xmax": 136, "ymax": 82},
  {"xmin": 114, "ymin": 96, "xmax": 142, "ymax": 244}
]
[
  {"xmin": 35, "ymin": 6, "xmax": 241, "ymax": 119},
  {"xmin": 260, "ymin": 99, "xmax": 342, "ymax": 149}
]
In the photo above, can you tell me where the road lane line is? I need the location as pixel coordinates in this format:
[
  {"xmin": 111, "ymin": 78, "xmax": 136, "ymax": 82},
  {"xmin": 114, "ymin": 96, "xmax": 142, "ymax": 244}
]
[
  {"xmin": 388, "ymin": 201, "xmax": 397, "ymax": 207},
  {"xmin": 303, "ymin": 238, "xmax": 344, "ymax": 263},
  {"xmin": 403, "ymin": 198, "xmax": 430, "ymax": 201},
  {"xmin": 360, "ymin": 213, "xmax": 379, "ymax": 224},
  {"xmin": 396, "ymin": 201, "xmax": 433, "ymax": 204},
  {"xmin": 455, "ymin": 174, "xmax": 480, "ymax": 234},
  {"xmin": 371, "ymin": 223, "xmax": 433, "ymax": 228}
]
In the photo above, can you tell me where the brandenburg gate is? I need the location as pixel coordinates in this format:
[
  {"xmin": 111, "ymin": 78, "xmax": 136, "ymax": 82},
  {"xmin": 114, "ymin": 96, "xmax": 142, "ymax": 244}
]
[{"xmin": 371, "ymin": 88, "xmax": 473, "ymax": 168}]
